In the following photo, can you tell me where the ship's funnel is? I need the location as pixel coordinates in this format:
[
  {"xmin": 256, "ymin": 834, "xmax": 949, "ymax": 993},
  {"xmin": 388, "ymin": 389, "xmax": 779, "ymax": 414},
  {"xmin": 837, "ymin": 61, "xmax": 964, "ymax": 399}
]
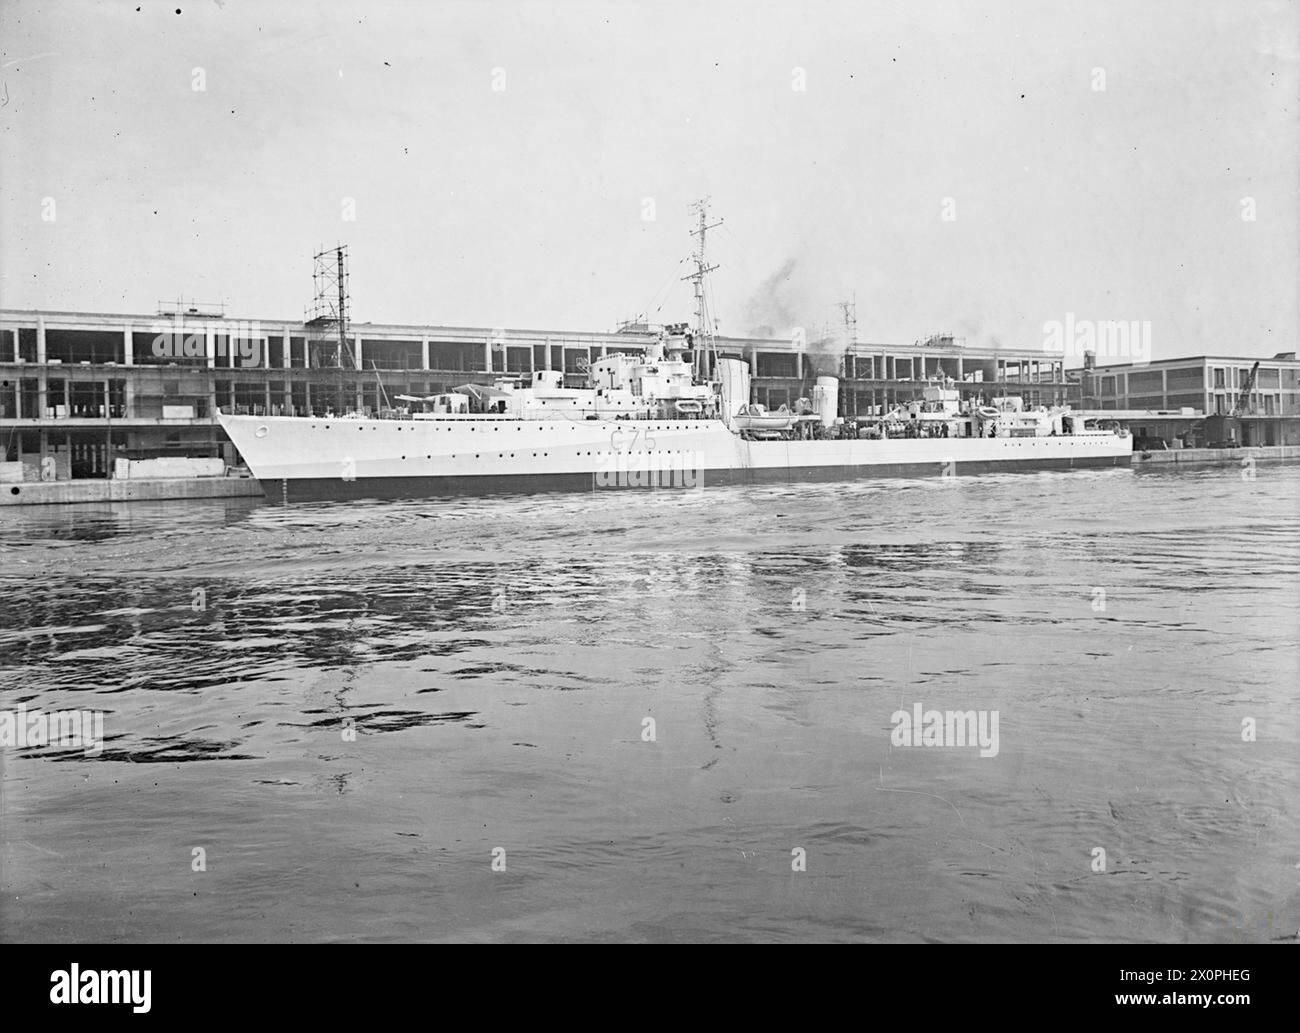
[
  {"xmin": 717, "ymin": 357, "xmax": 751, "ymax": 423},
  {"xmin": 813, "ymin": 376, "xmax": 839, "ymax": 428}
]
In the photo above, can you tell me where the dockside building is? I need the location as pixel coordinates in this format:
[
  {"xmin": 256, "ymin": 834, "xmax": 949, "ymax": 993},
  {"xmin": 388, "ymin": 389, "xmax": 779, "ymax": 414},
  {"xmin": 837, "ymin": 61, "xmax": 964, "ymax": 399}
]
[
  {"xmin": 1075, "ymin": 354, "xmax": 1300, "ymax": 447},
  {"xmin": 0, "ymin": 307, "xmax": 1071, "ymax": 478}
]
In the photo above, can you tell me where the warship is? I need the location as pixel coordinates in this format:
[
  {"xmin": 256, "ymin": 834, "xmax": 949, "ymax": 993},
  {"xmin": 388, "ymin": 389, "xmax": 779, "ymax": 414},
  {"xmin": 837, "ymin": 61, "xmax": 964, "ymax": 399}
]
[{"xmin": 218, "ymin": 212, "xmax": 1131, "ymax": 501}]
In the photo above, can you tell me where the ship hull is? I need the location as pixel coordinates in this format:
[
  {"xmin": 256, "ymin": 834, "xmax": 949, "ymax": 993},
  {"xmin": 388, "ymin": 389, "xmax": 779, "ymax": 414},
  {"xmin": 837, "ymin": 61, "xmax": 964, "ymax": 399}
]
[
  {"xmin": 261, "ymin": 455, "xmax": 1125, "ymax": 502},
  {"xmin": 218, "ymin": 413, "xmax": 1133, "ymax": 502}
]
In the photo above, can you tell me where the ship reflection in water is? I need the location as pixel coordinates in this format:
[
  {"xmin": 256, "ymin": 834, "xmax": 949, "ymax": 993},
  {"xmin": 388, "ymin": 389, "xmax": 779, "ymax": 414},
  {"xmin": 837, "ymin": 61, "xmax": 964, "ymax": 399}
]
[{"xmin": 1, "ymin": 467, "xmax": 1297, "ymax": 942}]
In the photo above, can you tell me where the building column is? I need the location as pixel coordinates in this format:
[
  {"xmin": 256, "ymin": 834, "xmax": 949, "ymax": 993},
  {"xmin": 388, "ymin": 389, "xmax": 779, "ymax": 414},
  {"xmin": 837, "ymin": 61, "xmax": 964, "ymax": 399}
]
[
  {"xmin": 355, "ymin": 333, "xmax": 363, "ymax": 371},
  {"xmin": 282, "ymin": 330, "xmax": 291, "ymax": 369},
  {"xmin": 36, "ymin": 316, "xmax": 48, "ymax": 418},
  {"xmin": 544, "ymin": 338, "xmax": 552, "ymax": 371},
  {"xmin": 485, "ymin": 339, "xmax": 493, "ymax": 374},
  {"xmin": 421, "ymin": 335, "xmax": 430, "ymax": 371},
  {"xmin": 123, "ymin": 324, "xmax": 134, "ymax": 366}
]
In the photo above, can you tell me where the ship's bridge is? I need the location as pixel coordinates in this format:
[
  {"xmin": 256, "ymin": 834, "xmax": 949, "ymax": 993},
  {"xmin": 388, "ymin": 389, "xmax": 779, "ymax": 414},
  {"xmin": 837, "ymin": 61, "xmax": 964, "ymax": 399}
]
[{"xmin": 590, "ymin": 331, "xmax": 714, "ymax": 407}]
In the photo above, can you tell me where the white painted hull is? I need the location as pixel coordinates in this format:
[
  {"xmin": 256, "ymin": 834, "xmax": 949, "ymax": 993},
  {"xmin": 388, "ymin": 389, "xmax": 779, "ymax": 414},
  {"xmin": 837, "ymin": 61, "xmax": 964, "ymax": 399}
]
[{"xmin": 218, "ymin": 413, "xmax": 1133, "ymax": 500}]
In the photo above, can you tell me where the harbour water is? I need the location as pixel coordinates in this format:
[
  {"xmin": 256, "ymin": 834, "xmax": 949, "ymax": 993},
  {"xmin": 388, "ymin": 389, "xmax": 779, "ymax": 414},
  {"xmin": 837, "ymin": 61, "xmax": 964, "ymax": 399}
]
[{"xmin": 1, "ymin": 466, "xmax": 1297, "ymax": 942}]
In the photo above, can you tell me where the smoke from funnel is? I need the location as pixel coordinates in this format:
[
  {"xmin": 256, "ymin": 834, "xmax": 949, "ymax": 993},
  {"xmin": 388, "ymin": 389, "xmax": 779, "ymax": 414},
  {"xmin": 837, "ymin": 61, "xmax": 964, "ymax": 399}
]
[{"xmin": 742, "ymin": 258, "xmax": 800, "ymax": 338}]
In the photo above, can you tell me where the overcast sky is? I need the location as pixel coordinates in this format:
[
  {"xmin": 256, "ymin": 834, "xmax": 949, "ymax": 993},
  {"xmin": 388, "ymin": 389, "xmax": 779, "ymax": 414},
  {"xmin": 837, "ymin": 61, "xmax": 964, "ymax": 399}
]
[{"xmin": 1, "ymin": 0, "xmax": 1296, "ymax": 360}]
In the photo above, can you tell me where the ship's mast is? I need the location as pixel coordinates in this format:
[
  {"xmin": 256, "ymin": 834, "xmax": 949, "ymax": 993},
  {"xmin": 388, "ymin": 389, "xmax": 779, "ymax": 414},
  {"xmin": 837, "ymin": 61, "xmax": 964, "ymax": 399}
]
[{"xmin": 683, "ymin": 198, "xmax": 722, "ymax": 380}]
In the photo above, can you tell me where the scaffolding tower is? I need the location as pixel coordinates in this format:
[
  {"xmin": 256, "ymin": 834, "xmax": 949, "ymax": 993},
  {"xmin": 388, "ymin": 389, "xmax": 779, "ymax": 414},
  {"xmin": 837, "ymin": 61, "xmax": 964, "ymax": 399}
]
[
  {"xmin": 303, "ymin": 245, "xmax": 354, "ymax": 415},
  {"xmin": 304, "ymin": 245, "xmax": 354, "ymax": 370}
]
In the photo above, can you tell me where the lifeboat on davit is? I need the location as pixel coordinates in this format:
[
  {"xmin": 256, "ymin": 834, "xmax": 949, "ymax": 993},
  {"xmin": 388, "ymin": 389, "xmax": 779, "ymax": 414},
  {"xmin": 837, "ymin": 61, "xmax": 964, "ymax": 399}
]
[{"xmin": 732, "ymin": 403, "xmax": 798, "ymax": 434}]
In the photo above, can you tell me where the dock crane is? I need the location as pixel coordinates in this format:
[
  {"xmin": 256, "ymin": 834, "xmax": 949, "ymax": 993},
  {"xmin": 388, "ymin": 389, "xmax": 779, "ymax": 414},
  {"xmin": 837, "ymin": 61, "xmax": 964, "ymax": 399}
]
[
  {"xmin": 1198, "ymin": 360, "xmax": 1262, "ymax": 448},
  {"xmin": 1232, "ymin": 360, "xmax": 1261, "ymax": 417}
]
